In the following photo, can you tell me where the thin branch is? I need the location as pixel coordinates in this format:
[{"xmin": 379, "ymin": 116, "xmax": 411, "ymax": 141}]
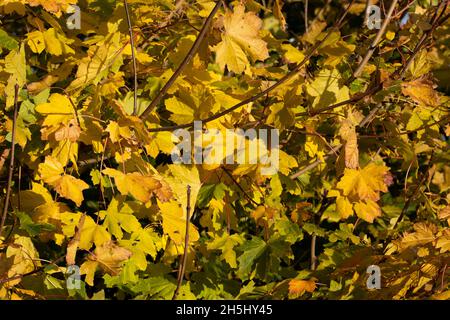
[
  {"xmin": 222, "ymin": 166, "xmax": 260, "ymax": 206},
  {"xmin": 304, "ymin": 0, "xmax": 309, "ymax": 33},
  {"xmin": 398, "ymin": 0, "xmax": 448, "ymax": 79},
  {"xmin": 290, "ymin": 3, "xmax": 447, "ymax": 180},
  {"xmin": 364, "ymin": 0, "xmax": 371, "ymax": 28},
  {"xmin": 172, "ymin": 185, "xmax": 191, "ymax": 300},
  {"xmin": 146, "ymin": 0, "xmax": 356, "ymax": 132},
  {"xmin": 351, "ymin": 0, "xmax": 399, "ymax": 81},
  {"xmin": 123, "ymin": 0, "xmax": 138, "ymax": 115},
  {"xmin": 0, "ymin": 84, "xmax": 20, "ymax": 240},
  {"xmin": 140, "ymin": 1, "xmax": 223, "ymax": 120}
]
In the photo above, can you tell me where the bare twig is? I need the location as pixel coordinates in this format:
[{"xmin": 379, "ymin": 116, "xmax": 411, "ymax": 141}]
[
  {"xmin": 290, "ymin": 3, "xmax": 447, "ymax": 180},
  {"xmin": 0, "ymin": 84, "xmax": 20, "ymax": 240},
  {"xmin": 304, "ymin": 0, "xmax": 309, "ymax": 32},
  {"xmin": 222, "ymin": 166, "xmax": 260, "ymax": 206},
  {"xmin": 351, "ymin": 0, "xmax": 399, "ymax": 81},
  {"xmin": 290, "ymin": 103, "xmax": 381, "ymax": 180},
  {"xmin": 172, "ymin": 185, "xmax": 192, "ymax": 300},
  {"xmin": 123, "ymin": 0, "xmax": 138, "ymax": 115},
  {"xmin": 140, "ymin": 1, "xmax": 222, "ymax": 120},
  {"xmin": 146, "ymin": 0, "xmax": 356, "ymax": 132}
]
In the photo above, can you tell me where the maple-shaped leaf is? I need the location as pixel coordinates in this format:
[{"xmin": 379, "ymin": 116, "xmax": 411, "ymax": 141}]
[
  {"xmin": 306, "ymin": 68, "xmax": 349, "ymax": 110},
  {"xmin": 207, "ymin": 233, "xmax": 244, "ymax": 268},
  {"xmin": 212, "ymin": 4, "xmax": 269, "ymax": 73},
  {"xmin": 4, "ymin": 235, "xmax": 41, "ymax": 286},
  {"xmin": 80, "ymin": 241, "xmax": 132, "ymax": 286},
  {"xmin": 102, "ymin": 168, "xmax": 162, "ymax": 203},
  {"xmin": 288, "ymin": 279, "xmax": 316, "ymax": 298},
  {"xmin": 435, "ymin": 229, "xmax": 450, "ymax": 253},
  {"xmin": 38, "ymin": 156, "xmax": 89, "ymax": 206},
  {"xmin": 157, "ymin": 200, "xmax": 199, "ymax": 246},
  {"xmin": 398, "ymin": 222, "xmax": 437, "ymax": 251},
  {"xmin": 35, "ymin": 93, "xmax": 75, "ymax": 127},
  {"xmin": 401, "ymin": 77, "xmax": 440, "ymax": 107},
  {"xmin": 90, "ymin": 241, "xmax": 132, "ymax": 275},
  {"xmin": 336, "ymin": 163, "xmax": 390, "ymax": 202},
  {"xmin": 99, "ymin": 197, "xmax": 141, "ymax": 240}
]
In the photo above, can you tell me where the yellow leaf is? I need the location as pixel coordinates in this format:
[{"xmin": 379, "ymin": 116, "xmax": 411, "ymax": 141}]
[
  {"xmin": 102, "ymin": 168, "xmax": 162, "ymax": 203},
  {"xmin": 385, "ymin": 31, "xmax": 395, "ymax": 41},
  {"xmin": 212, "ymin": 4, "xmax": 269, "ymax": 73},
  {"xmin": 401, "ymin": 78, "xmax": 440, "ymax": 107},
  {"xmin": 35, "ymin": 93, "xmax": 75, "ymax": 127},
  {"xmin": 158, "ymin": 200, "xmax": 199, "ymax": 246},
  {"xmin": 353, "ymin": 199, "xmax": 381, "ymax": 223},
  {"xmin": 78, "ymin": 215, "xmax": 111, "ymax": 250},
  {"xmin": 5, "ymin": 235, "xmax": 41, "ymax": 286},
  {"xmin": 27, "ymin": 30, "xmax": 45, "ymax": 54},
  {"xmin": 38, "ymin": 156, "xmax": 64, "ymax": 184},
  {"xmin": 288, "ymin": 279, "xmax": 316, "ymax": 297},
  {"xmin": 89, "ymin": 241, "xmax": 132, "ymax": 275},
  {"xmin": 339, "ymin": 119, "xmax": 359, "ymax": 169},
  {"xmin": 38, "ymin": 156, "xmax": 88, "ymax": 206},
  {"xmin": 53, "ymin": 175, "xmax": 89, "ymax": 206},
  {"xmin": 336, "ymin": 196, "xmax": 353, "ymax": 219},
  {"xmin": 337, "ymin": 163, "xmax": 389, "ymax": 202}
]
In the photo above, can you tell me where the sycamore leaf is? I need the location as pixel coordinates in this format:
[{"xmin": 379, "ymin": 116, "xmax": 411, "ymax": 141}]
[
  {"xmin": 237, "ymin": 237, "xmax": 267, "ymax": 280},
  {"xmin": 102, "ymin": 168, "xmax": 162, "ymax": 203},
  {"xmin": 66, "ymin": 213, "xmax": 85, "ymax": 265},
  {"xmin": 336, "ymin": 163, "xmax": 389, "ymax": 202},
  {"xmin": 306, "ymin": 68, "xmax": 349, "ymax": 110},
  {"xmin": 435, "ymin": 229, "xmax": 450, "ymax": 253},
  {"xmin": 90, "ymin": 241, "xmax": 132, "ymax": 275},
  {"xmin": 99, "ymin": 197, "xmax": 141, "ymax": 240},
  {"xmin": 5, "ymin": 235, "xmax": 41, "ymax": 286},
  {"xmin": 401, "ymin": 78, "xmax": 440, "ymax": 107},
  {"xmin": 35, "ymin": 93, "xmax": 75, "ymax": 127},
  {"xmin": 164, "ymin": 165, "xmax": 201, "ymax": 217},
  {"xmin": 212, "ymin": 4, "xmax": 269, "ymax": 73},
  {"xmin": 207, "ymin": 233, "xmax": 244, "ymax": 268},
  {"xmin": 78, "ymin": 215, "xmax": 111, "ymax": 250},
  {"xmin": 353, "ymin": 199, "xmax": 381, "ymax": 223},
  {"xmin": 288, "ymin": 279, "xmax": 316, "ymax": 297},
  {"xmin": 157, "ymin": 200, "xmax": 199, "ymax": 246}
]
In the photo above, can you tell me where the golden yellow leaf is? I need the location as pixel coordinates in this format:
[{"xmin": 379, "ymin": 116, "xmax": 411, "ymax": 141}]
[
  {"xmin": 337, "ymin": 163, "xmax": 389, "ymax": 202},
  {"xmin": 158, "ymin": 200, "xmax": 199, "ymax": 246},
  {"xmin": 288, "ymin": 279, "xmax": 316, "ymax": 297},
  {"xmin": 212, "ymin": 4, "xmax": 269, "ymax": 73},
  {"xmin": 401, "ymin": 78, "xmax": 440, "ymax": 107},
  {"xmin": 89, "ymin": 241, "xmax": 132, "ymax": 275},
  {"xmin": 102, "ymin": 168, "xmax": 162, "ymax": 203}
]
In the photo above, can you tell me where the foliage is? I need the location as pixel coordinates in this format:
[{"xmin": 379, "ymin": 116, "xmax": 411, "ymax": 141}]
[{"xmin": 0, "ymin": 0, "xmax": 449, "ymax": 300}]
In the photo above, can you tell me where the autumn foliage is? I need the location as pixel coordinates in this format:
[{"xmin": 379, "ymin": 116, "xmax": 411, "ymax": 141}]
[{"xmin": 0, "ymin": 0, "xmax": 449, "ymax": 300}]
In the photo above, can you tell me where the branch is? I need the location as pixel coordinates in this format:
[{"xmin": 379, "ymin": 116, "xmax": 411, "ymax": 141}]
[
  {"xmin": 146, "ymin": 0, "xmax": 356, "ymax": 132},
  {"xmin": 123, "ymin": 0, "xmax": 138, "ymax": 115},
  {"xmin": 350, "ymin": 0, "xmax": 399, "ymax": 81},
  {"xmin": 289, "ymin": 4, "xmax": 448, "ymax": 180},
  {"xmin": 140, "ymin": 1, "xmax": 223, "ymax": 120},
  {"xmin": 0, "ymin": 84, "xmax": 20, "ymax": 240},
  {"xmin": 304, "ymin": 0, "xmax": 309, "ymax": 33},
  {"xmin": 172, "ymin": 185, "xmax": 191, "ymax": 300}
]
